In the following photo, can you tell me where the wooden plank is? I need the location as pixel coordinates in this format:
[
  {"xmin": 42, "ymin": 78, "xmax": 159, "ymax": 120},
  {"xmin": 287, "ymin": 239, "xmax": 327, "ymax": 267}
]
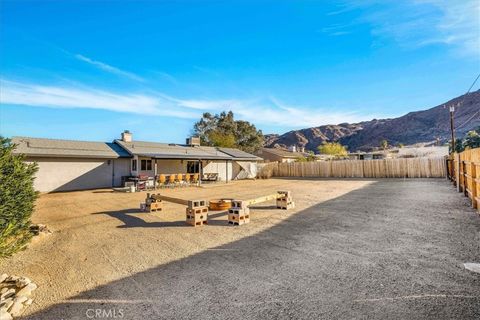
[
  {"xmin": 150, "ymin": 194, "xmax": 189, "ymax": 206},
  {"xmin": 244, "ymin": 193, "xmax": 281, "ymax": 206}
]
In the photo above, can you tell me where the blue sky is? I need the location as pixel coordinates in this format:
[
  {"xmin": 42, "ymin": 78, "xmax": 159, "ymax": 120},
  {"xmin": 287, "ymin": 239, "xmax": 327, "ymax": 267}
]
[{"xmin": 0, "ymin": 0, "xmax": 479, "ymax": 143}]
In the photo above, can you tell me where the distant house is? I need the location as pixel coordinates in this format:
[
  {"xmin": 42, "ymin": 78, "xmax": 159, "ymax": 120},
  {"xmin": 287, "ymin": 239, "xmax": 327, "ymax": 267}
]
[
  {"xmin": 397, "ymin": 146, "xmax": 448, "ymax": 158},
  {"xmin": 12, "ymin": 131, "xmax": 260, "ymax": 192},
  {"xmin": 348, "ymin": 145, "xmax": 448, "ymax": 160},
  {"xmin": 348, "ymin": 151, "xmax": 393, "ymax": 160},
  {"xmin": 255, "ymin": 147, "xmax": 308, "ymax": 163}
]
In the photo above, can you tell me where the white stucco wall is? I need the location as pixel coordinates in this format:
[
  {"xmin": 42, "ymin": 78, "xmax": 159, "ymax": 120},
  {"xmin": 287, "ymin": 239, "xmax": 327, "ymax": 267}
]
[
  {"xmin": 26, "ymin": 157, "xmax": 130, "ymax": 192},
  {"xmin": 136, "ymin": 156, "xmax": 156, "ymax": 177},
  {"xmin": 203, "ymin": 160, "xmax": 234, "ymax": 181}
]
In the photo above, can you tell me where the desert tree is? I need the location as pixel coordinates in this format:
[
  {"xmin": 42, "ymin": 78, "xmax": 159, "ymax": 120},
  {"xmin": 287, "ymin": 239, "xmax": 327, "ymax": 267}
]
[
  {"xmin": 0, "ymin": 137, "xmax": 38, "ymax": 257},
  {"xmin": 317, "ymin": 142, "xmax": 348, "ymax": 158}
]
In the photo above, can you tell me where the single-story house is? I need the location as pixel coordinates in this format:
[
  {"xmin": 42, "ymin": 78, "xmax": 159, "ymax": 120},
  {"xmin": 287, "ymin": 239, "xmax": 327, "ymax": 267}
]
[
  {"xmin": 255, "ymin": 147, "xmax": 309, "ymax": 163},
  {"xmin": 12, "ymin": 131, "xmax": 260, "ymax": 192},
  {"xmin": 397, "ymin": 146, "xmax": 449, "ymax": 158},
  {"xmin": 348, "ymin": 146, "xmax": 448, "ymax": 160}
]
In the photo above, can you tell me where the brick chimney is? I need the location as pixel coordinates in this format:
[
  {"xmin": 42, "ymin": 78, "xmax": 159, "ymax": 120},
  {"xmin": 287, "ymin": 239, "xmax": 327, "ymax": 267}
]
[
  {"xmin": 121, "ymin": 130, "xmax": 132, "ymax": 142},
  {"xmin": 186, "ymin": 136, "xmax": 201, "ymax": 146}
]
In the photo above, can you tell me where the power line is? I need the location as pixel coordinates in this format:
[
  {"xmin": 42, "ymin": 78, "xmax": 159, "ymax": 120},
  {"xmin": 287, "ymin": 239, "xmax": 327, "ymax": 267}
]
[
  {"xmin": 447, "ymin": 73, "xmax": 480, "ymax": 151},
  {"xmin": 455, "ymin": 73, "xmax": 480, "ymax": 129},
  {"xmin": 457, "ymin": 109, "xmax": 480, "ymax": 129}
]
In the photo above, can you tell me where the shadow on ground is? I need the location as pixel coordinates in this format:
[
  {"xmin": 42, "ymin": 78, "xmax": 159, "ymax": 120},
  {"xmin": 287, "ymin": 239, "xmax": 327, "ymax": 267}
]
[{"xmin": 22, "ymin": 180, "xmax": 480, "ymax": 320}]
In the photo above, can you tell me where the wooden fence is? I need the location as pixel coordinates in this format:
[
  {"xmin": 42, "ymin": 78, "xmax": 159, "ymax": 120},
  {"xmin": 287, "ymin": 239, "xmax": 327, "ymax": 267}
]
[
  {"xmin": 447, "ymin": 148, "xmax": 480, "ymax": 213},
  {"xmin": 258, "ymin": 157, "xmax": 447, "ymax": 179}
]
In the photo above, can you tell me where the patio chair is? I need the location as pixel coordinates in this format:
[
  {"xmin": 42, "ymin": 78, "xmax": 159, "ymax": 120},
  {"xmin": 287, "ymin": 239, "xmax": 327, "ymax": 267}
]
[
  {"xmin": 192, "ymin": 173, "xmax": 199, "ymax": 185},
  {"xmin": 184, "ymin": 173, "xmax": 191, "ymax": 186},
  {"xmin": 167, "ymin": 174, "xmax": 176, "ymax": 188},
  {"xmin": 176, "ymin": 173, "xmax": 186, "ymax": 187},
  {"xmin": 157, "ymin": 174, "xmax": 166, "ymax": 189}
]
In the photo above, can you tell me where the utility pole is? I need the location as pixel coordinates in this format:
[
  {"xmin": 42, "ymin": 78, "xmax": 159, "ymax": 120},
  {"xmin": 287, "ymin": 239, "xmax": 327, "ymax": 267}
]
[{"xmin": 449, "ymin": 103, "xmax": 459, "ymax": 152}]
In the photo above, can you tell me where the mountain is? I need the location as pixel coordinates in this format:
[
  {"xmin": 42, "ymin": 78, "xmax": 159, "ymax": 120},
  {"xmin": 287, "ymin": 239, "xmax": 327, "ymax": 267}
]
[{"xmin": 264, "ymin": 90, "xmax": 480, "ymax": 152}]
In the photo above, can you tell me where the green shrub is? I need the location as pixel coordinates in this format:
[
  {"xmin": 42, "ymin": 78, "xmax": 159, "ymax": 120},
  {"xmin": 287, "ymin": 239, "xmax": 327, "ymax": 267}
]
[{"xmin": 0, "ymin": 137, "xmax": 38, "ymax": 257}]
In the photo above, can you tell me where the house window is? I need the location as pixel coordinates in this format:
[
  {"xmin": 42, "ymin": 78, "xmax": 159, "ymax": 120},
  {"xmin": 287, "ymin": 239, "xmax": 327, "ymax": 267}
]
[
  {"xmin": 187, "ymin": 161, "xmax": 199, "ymax": 173},
  {"xmin": 141, "ymin": 159, "xmax": 152, "ymax": 171},
  {"xmin": 132, "ymin": 159, "xmax": 137, "ymax": 171}
]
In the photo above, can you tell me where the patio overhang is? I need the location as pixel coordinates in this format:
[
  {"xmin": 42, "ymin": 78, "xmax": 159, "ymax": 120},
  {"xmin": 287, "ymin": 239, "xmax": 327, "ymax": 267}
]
[{"xmin": 136, "ymin": 153, "xmax": 233, "ymax": 161}]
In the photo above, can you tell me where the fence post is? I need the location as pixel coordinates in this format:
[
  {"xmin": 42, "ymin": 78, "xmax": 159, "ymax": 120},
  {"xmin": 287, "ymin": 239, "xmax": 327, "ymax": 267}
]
[
  {"xmin": 472, "ymin": 162, "xmax": 478, "ymax": 210},
  {"xmin": 456, "ymin": 155, "xmax": 461, "ymax": 192}
]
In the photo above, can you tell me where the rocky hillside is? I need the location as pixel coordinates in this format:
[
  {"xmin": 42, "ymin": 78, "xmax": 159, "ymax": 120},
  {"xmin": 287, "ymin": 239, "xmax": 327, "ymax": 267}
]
[{"xmin": 265, "ymin": 90, "xmax": 480, "ymax": 152}]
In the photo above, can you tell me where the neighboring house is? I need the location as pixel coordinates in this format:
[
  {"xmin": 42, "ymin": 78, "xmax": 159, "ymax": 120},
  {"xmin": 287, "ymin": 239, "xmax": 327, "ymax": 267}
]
[
  {"xmin": 12, "ymin": 131, "xmax": 260, "ymax": 192},
  {"xmin": 348, "ymin": 146, "xmax": 448, "ymax": 160},
  {"xmin": 397, "ymin": 146, "xmax": 448, "ymax": 158},
  {"xmin": 255, "ymin": 147, "xmax": 308, "ymax": 163},
  {"xmin": 348, "ymin": 151, "xmax": 393, "ymax": 160}
]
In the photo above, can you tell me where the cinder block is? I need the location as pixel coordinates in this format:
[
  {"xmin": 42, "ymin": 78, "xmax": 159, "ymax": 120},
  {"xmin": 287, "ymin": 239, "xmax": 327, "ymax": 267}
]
[
  {"xmin": 227, "ymin": 207, "xmax": 250, "ymax": 215},
  {"xmin": 278, "ymin": 196, "xmax": 293, "ymax": 203},
  {"xmin": 228, "ymin": 213, "xmax": 250, "ymax": 225},
  {"xmin": 188, "ymin": 200, "xmax": 207, "ymax": 209},
  {"xmin": 278, "ymin": 191, "xmax": 292, "ymax": 198},
  {"xmin": 186, "ymin": 206, "xmax": 209, "ymax": 215},
  {"xmin": 276, "ymin": 200, "xmax": 295, "ymax": 210},
  {"xmin": 147, "ymin": 201, "xmax": 163, "ymax": 212},
  {"xmin": 231, "ymin": 200, "xmax": 248, "ymax": 209},
  {"xmin": 186, "ymin": 210, "xmax": 208, "ymax": 226}
]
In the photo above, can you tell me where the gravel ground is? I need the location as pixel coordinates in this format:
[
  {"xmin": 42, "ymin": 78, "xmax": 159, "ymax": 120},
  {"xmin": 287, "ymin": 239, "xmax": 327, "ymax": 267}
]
[{"xmin": 1, "ymin": 178, "xmax": 479, "ymax": 319}]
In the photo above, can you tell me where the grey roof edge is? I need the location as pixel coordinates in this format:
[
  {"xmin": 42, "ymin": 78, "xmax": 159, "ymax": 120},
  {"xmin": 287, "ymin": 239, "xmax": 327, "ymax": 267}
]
[
  {"xmin": 136, "ymin": 153, "xmax": 233, "ymax": 160},
  {"xmin": 114, "ymin": 139, "xmax": 260, "ymax": 161},
  {"xmin": 11, "ymin": 136, "xmax": 131, "ymax": 159}
]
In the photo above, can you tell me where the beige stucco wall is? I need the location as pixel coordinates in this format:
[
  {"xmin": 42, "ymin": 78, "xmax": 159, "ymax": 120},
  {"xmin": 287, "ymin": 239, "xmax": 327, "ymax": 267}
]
[
  {"xmin": 155, "ymin": 159, "xmax": 186, "ymax": 174},
  {"xmin": 26, "ymin": 157, "xmax": 130, "ymax": 192}
]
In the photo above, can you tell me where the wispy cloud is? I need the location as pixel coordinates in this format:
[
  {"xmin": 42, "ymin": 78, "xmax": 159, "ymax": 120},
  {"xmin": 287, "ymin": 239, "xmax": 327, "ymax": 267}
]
[
  {"xmin": 335, "ymin": 0, "xmax": 480, "ymax": 56},
  {"xmin": 75, "ymin": 54, "xmax": 145, "ymax": 82},
  {"xmin": 0, "ymin": 79, "xmax": 193, "ymax": 118},
  {"xmin": 152, "ymin": 71, "xmax": 178, "ymax": 85},
  {"xmin": 318, "ymin": 24, "xmax": 353, "ymax": 36},
  {"xmin": 0, "ymin": 79, "xmax": 373, "ymax": 128},
  {"xmin": 193, "ymin": 66, "xmax": 221, "ymax": 77}
]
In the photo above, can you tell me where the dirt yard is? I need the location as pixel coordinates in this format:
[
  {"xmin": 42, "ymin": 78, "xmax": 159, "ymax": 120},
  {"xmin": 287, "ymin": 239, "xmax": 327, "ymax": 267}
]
[{"xmin": 1, "ymin": 178, "xmax": 480, "ymax": 319}]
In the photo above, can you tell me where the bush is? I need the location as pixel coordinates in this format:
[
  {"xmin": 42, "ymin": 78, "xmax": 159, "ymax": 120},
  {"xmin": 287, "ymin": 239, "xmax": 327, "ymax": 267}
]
[{"xmin": 0, "ymin": 137, "xmax": 38, "ymax": 258}]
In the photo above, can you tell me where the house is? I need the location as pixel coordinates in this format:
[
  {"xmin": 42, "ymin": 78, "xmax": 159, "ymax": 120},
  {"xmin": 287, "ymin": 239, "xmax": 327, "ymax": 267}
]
[
  {"xmin": 397, "ymin": 146, "xmax": 448, "ymax": 158},
  {"xmin": 348, "ymin": 146, "xmax": 448, "ymax": 160},
  {"xmin": 255, "ymin": 147, "xmax": 309, "ymax": 163},
  {"xmin": 348, "ymin": 151, "xmax": 393, "ymax": 160},
  {"xmin": 12, "ymin": 131, "xmax": 260, "ymax": 192}
]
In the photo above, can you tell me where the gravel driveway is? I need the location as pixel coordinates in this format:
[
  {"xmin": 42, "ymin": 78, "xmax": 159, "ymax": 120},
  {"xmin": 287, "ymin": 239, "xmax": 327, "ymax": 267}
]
[{"xmin": 2, "ymin": 179, "xmax": 479, "ymax": 319}]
